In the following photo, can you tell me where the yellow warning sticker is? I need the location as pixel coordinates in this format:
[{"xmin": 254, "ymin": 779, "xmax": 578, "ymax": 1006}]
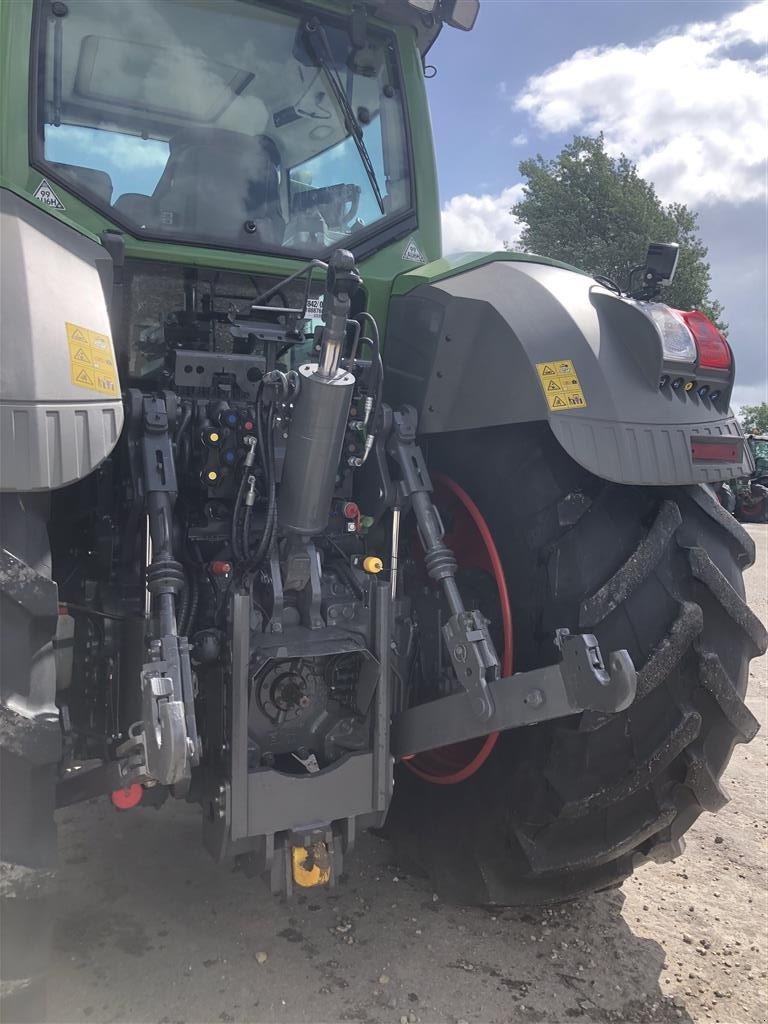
[
  {"xmin": 536, "ymin": 360, "xmax": 587, "ymax": 411},
  {"xmin": 74, "ymin": 367, "xmax": 96, "ymax": 388},
  {"xmin": 66, "ymin": 323, "xmax": 119, "ymax": 396}
]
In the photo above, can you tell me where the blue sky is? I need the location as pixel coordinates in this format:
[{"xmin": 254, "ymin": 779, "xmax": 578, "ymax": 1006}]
[{"xmin": 425, "ymin": 0, "xmax": 767, "ymax": 410}]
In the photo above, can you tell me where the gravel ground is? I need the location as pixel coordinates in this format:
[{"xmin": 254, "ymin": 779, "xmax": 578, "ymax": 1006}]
[{"xmin": 49, "ymin": 526, "xmax": 768, "ymax": 1024}]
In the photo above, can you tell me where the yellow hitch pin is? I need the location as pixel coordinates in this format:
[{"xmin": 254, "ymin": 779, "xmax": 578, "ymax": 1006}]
[
  {"xmin": 291, "ymin": 841, "xmax": 332, "ymax": 888},
  {"xmin": 363, "ymin": 556, "xmax": 384, "ymax": 574}
]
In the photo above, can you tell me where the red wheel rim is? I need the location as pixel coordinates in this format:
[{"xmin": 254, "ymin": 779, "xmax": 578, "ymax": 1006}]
[{"xmin": 403, "ymin": 474, "xmax": 513, "ymax": 785}]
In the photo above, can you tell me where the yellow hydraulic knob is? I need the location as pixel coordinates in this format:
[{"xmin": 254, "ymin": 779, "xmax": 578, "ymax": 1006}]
[{"xmin": 363, "ymin": 556, "xmax": 384, "ymax": 574}]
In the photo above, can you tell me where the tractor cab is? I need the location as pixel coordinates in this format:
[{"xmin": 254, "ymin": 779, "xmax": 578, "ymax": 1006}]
[
  {"xmin": 27, "ymin": 0, "xmax": 475, "ymax": 263},
  {"xmin": 35, "ymin": 0, "xmax": 413, "ymax": 255}
]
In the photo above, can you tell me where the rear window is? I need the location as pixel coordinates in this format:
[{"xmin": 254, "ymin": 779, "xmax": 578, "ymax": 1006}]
[{"xmin": 34, "ymin": 0, "xmax": 412, "ymax": 257}]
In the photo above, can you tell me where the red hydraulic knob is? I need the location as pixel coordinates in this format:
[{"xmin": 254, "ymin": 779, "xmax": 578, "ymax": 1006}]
[{"xmin": 111, "ymin": 784, "xmax": 143, "ymax": 810}]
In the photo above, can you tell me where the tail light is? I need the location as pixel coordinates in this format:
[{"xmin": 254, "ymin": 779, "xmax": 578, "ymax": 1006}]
[
  {"xmin": 671, "ymin": 310, "xmax": 732, "ymax": 370},
  {"xmin": 641, "ymin": 304, "xmax": 697, "ymax": 363}
]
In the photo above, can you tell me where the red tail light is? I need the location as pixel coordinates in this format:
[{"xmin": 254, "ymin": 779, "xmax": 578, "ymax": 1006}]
[{"xmin": 672, "ymin": 310, "xmax": 732, "ymax": 370}]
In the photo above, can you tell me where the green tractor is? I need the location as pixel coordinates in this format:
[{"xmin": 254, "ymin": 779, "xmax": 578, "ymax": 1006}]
[
  {"xmin": 733, "ymin": 436, "xmax": 768, "ymax": 523},
  {"xmin": 1, "ymin": 0, "xmax": 765, "ymax": 1019}
]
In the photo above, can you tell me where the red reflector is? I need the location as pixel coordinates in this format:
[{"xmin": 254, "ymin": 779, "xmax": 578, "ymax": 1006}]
[
  {"xmin": 691, "ymin": 439, "xmax": 741, "ymax": 463},
  {"xmin": 673, "ymin": 310, "xmax": 731, "ymax": 370},
  {"xmin": 111, "ymin": 784, "xmax": 143, "ymax": 810}
]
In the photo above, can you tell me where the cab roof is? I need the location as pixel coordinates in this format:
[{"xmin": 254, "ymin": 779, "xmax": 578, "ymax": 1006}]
[{"xmin": 362, "ymin": 0, "xmax": 479, "ymax": 55}]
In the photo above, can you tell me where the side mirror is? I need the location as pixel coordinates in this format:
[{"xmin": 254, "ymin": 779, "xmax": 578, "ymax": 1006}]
[{"xmin": 442, "ymin": 0, "xmax": 480, "ymax": 31}]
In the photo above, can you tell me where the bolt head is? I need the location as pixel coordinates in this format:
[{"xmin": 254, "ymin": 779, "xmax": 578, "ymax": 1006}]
[
  {"xmin": 470, "ymin": 696, "xmax": 488, "ymax": 717},
  {"xmin": 525, "ymin": 689, "xmax": 544, "ymax": 708}
]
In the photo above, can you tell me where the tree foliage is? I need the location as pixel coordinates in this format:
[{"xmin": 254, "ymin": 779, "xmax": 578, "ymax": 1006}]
[
  {"xmin": 511, "ymin": 135, "xmax": 725, "ymax": 328},
  {"xmin": 740, "ymin": 403, "xmax": 768, "ymax": 436}
]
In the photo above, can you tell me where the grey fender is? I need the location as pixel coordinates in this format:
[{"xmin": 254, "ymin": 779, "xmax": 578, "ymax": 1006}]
[
  {"xmin": 384, "ymin": 260, "xmax": 751, "ymax": 486},
  {"xmin": 0, "ymin": 189, "xmax": 123, "ymax": 492}
]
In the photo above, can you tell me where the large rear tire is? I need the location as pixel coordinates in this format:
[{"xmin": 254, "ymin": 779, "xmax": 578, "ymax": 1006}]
[
  {"xmin": 0, "ymin": 494, "xmax": 60, "ymax": 1023},
  {"xmin": 386, "ymin": 423, "xmax": 766, "ymax": 905}
]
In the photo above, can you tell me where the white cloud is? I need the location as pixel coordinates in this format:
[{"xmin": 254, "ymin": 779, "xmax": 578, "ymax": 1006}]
[
  {"xmin": 732, "ymin": 380, "xmax": 768, "ymax": 415},
  {"xmin": 52, "ymin": 125, "xmax": 169, "ymax": 171},
  {"xmin": 441, "ymin": 185, "xmax": 524, "ymax": 254},
  {"xmin": 515, "ymin": 1, "xmax": 768, "ymax": 206},
  {"xmin": 511, "ymin": 133, "xmax": 528, "ymax": 146}
]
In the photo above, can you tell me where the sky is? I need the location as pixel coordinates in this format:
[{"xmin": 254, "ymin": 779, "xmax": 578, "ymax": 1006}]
[{"xmin": 425, "ymin": 0, "xmax": 767, "ymax": 411}]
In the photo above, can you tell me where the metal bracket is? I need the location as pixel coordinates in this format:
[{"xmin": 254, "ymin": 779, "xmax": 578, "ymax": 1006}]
[
  {"xmin": 117, "ymin": 641, "xmax": 198, "ymax": 789},
  {"xmin": 391, "ymin": 630, "xmax": 637, "ymax": 759}
]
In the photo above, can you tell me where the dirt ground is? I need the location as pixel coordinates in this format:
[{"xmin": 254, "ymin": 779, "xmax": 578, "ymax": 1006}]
[{"xmin": 49, "ymin": 526, "xmax": 768, "ymax": 1024}]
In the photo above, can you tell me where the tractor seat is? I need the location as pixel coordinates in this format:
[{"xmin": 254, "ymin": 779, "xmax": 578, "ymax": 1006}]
[
  {"xmin": 50, "ymin": 162, "xmax": 113, "ymax": 205},
  {"xmin": 146, "ymin": 127, "xmax": 285, "ymax": 245}
]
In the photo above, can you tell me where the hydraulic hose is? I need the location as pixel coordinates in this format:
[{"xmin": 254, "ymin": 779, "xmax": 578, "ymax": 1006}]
[
  {"xmin": 356, "ymin": 311, "xmax": 383, "ymax": 462},
  {"xmin": 177, "ymin": 571, "xmax": 190, "ymax": 636},
  {"xmin": 185, "ymin": 572, "xmax": 199, "ymax": 635},
  {"xmin": 232, "ymin": 416, "xmax": 260, "ymax": 562},
  {"xmin": 231, "ymin": 470, "xmax": 249, "ymax": 561},
  {"xmin": 246, "ymin": 403, "xmax": 277, "ymax": 567}
]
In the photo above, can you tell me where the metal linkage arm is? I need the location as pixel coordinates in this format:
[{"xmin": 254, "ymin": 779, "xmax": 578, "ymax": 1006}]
[
  {"xmin": 387, "ymin": 406, "xmax": 500, "ymax": 720},
  {"xmin": 391, "ymin": 630, "xmax": 637, "ymax": 759},
  {"xmin": 118, "ymin": 391, "xmax": 199, "ymax": 790}
]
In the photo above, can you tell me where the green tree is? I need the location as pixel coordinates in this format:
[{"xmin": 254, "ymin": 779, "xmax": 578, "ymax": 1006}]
[
  {"xmin": 511, "ymin": 134, "xmax": 725, "ymax": 328},
  {"xmin": 740, "ymin": 403, "xmax": 768, "ymax": 435}
]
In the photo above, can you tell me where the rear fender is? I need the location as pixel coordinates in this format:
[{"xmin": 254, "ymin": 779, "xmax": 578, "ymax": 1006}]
[
  {"xmin": 0, "ymin": 189, "xmax": 122, "ymax": 492},
  {"xmin": 384, "ymin": 259, "xmax": 751, "ymax": 486}
]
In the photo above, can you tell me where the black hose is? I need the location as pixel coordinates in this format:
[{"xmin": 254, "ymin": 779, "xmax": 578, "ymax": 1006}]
[
  {"xmin": 177, "ymin": 404, "xmax": 193, "ymax": 470},
  {"xmin": 250, "ymin": 483, "xmax": 276, "ymax": 568},
  {"xmin": 357, "ymin": 311, "xmax": 380, "ymax": 370},
  {"xmin": 231, "ymin": 470, "xmax": 248, "ymax": 561},
  {"xmin": 357, "ymin": 311, "xmax": 384, "ymax": 432},
  {"xmin": 248, "ymin": 405, "xmax": 277, "ymax": 567},
  {"xmin": 63, "ymin": 602, "xmax": 125, "ymax": 622},
  {"xmin": 242, "ymin": 502, "xmax": 253, "ymax": 561},
  {"xmin": 186, "ymin": 572, "xmax": 200, "ymax": 635},
  {"xmin": 334, "ymin": 560, "xmax": 364, "ymax": 599},
  {"xmin": 254, "ymin": 258, "xmax": 328, "ymax": 307},
  {"xmin": 177, "ymin": 573, "xmax": 190, "ymax": 636},
  {"xmin": 175, "ymin": 404, "xmax": 192, "ymax": 450}
]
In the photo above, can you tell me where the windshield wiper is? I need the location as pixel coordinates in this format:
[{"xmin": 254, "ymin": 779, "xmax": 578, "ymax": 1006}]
[{"xmin": 304, "ymin": 18, "xmax": 385, "ymax": 216}]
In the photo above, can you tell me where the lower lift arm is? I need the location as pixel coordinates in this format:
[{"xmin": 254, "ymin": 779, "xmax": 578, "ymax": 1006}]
[{"xmin": 386, "ymin": 406, "xmax": 637, "ymax": 759}]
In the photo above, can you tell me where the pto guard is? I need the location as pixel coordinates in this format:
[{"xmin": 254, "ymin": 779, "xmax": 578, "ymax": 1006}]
[{"xmin": 384, "ymin": 257, "xmax": 751, "ymax": 486}]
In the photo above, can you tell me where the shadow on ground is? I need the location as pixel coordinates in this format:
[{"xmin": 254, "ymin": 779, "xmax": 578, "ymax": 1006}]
[{"xmin": 49, "ymin": 799, "xmax": 690, "ymax": 1024}]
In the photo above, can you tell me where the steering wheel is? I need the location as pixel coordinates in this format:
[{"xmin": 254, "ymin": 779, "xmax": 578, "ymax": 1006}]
[{"xmin": 290, "ymin": 183, "xmax": 362, "ymax": 231}]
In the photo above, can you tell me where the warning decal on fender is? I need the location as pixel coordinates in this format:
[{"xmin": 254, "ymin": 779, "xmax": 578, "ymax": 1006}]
[
  {"xmin": 66, "ymin": 323, "xmax": 119, "ymax": 396},
  {"xmin": 536, "ymin": 360, "xmax": 587, "ymax": 411}
]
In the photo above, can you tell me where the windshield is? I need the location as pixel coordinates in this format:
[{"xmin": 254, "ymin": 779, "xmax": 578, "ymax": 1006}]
[{"xmin": 35, "ymin": 0, "xmax": 411, "ymax": 256}]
